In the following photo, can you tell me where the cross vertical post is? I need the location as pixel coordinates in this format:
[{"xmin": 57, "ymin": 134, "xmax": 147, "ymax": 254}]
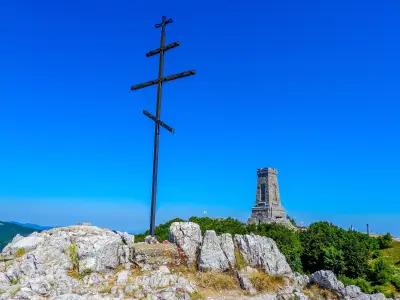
[{"xmin": 131, "ymin": 16, "xmax": 195, "ymax": 236}]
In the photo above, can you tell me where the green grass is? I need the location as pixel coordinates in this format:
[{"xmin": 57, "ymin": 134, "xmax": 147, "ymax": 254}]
[{"xmin": 381, "ymin": 240, "xmax": 400, "ymax": 266}]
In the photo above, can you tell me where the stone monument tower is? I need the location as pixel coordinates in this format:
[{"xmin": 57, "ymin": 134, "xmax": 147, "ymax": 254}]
[{"xmin": 248, "ymin": 167, "xmax": 289, "ymax": 225}]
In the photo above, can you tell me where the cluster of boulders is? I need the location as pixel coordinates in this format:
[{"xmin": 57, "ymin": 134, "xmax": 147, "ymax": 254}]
[{"xmin": 0, "ymin": 222, "xmax": 396, "ymax": 299}]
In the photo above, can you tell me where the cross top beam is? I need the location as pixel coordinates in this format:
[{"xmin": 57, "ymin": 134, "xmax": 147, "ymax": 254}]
[
  {"xmin": 155, "ymin": 16, "xmax": 173, "ymax": 29},
  {"xmin": 130, "ymin": 17, "xmax": 195, "ymax": 236}
]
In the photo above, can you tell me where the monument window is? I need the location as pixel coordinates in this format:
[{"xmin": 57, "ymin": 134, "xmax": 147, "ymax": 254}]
[{"xmin": 261, "ymin": 183, "xmax": 266, "ymax": 202}]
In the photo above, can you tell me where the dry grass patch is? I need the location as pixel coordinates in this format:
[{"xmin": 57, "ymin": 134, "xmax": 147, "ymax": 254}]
[
  {"xmin": 194, "ymin": 272, "xmax": 238, "ymax": 290},
  {"xmin": 234, "ymin": 249, "xmax": 246, "ymax": 270},
  {"xmin": 303, "ymin": 284, "xmax": 339, "ymax": 300},
  {"xmin": 248, "ymin": 270, "xmax": 285, "ymax": 293},
  {"xmin": 171, "ymin": 267, "xmax": 240, "ymax": 294}
]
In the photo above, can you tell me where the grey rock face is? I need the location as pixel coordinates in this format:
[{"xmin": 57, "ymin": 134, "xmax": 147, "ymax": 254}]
[
  {"xmin": 168, "ymin": 222, "xmax": 202, "ymax": 265},
  {"xmin": 310, "ymin": 270, "xmax": 390, "ymax": 300},
  {"xmin": 145, "ymin": 235, "xmax": 159, "ymax": 244},
  {"xmin": 198, "ymin": 230, "xmax": 231, "ymax": 272},
  {"xmin": 234, "ymin": 233, "xmax": 292, "ymax": 276},
  {"xmin": 310, "ymin": 270, "xmax": 345, "ymax": 291},
  {"xmin": 220, "ymin": 233, "xmax": 236, "ymax": 269},
  {"xmin": 2, "ymin": 232, "xmax": 44, "ymax": 256},
  {"xmin": 236, "ymin": 267, "xmax": 257, "ymax": 295},
  {"xmin": 0, "ymin": 225, "xmax": 134, "ymax": 299},
  {"xmin": 277, "ymin": 291, "xmax": 309, "ymax": 300},
  {"xmin": 132, "ymin": 242, "xmax": 182, "ymax": 271},
  {"xmin": 293, "ymin": 272, "xmax": 310, "ymax": 289},
  {"xmin": 124, "ymin": 266, "xmax": 195, "ymax": 300}
]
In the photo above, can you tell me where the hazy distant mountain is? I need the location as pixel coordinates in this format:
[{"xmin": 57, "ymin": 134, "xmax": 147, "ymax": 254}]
[
  {"xmin": 0, "ymin": 221, "xmax": 46, "ymax": 251},
  {"xmin": 7, "ymin": 221, "xmax": 52, "ymax": 231}
]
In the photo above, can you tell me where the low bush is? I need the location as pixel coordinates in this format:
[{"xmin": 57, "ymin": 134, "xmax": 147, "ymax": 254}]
[{"xmin": 378, "ymin": 233, "xmax": 393, "ymax": 250}]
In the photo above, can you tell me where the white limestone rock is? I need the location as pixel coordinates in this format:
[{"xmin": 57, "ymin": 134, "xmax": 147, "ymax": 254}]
[
  {"xmin": 236, "ymin": 267, "xmax": 257, "ymax": 295},
  {"xmin": 198, "ymin": 230, "xmax": 230, "ymax": 272},
  {"xmin": 310, "ymin": 270, "xmax": 390, "ymax": 300},
  {"xmin": 277, "ymin": 291, "xmax": 309, "ymax": 300},
  {"xmin": 124, "ymin": 266, "xmax": 195, "ymax": 299},
  {"xmin": 168, "ymin": 222, "xmax": 202, "ymax": 265},
  {"xmin": 0, "ymin": 225, "xmax": 135, "ymax": 299},
  {"xmin": 310, "ymin": 270, "xmax": 345, "ymax": 291},
  {"xmin": 234, "ymin": 233, "xmax": 292, "ymax": 276},
  {"xmin": 116, "ymin": 270, "xmax": 129, "ymax": 285},
  {"xmin": 293, "ymin": 272, "xmax": 310, "ymax": 289},
  {"xmin": 2, "ymin": 232, "xmax": 44, "ymax": 255},
  {"xmin": 220, "ymin": 233, "xmax": 236, "ymax": 269},
  {"xmin": 145, "ymin": 235, "xmax": 159, "ymax": 244}
]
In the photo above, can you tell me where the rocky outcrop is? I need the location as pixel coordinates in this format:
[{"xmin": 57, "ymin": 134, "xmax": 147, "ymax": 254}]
[
  {"xmin": 236, "ymin": 266, "xmax": 257, "ymax": 295},
  {"xmin": 124, "ymin": 265, "xmax": 195, "ymax": 299},
  {"xmin": 168, "ymin": 222, "xmax": 202, "ymax": 265},
  {"xmin": 220, "ymin": 233, "xmax": 236, "ymax": 268},
  {"xmin": 310, "ymin": 270, "xmax": 389, "ymax": 300},
  {"xmin": 132, "ymin": 241, "xmax": 183, "ymax": 271},
  {"xmin": 198, "ymin": 230, "xmax": 235, "ymax": 272},
  {"xmin": 310, "ymin": 270, "xmax": 345, "ymax": 291},
  {"xmin": 0, "ymin": 226, "xmax": 133, "ymax": 299},
  {"xmin": 234, "ymin": 233, "xmax": 292, "ymax": 276},
  {"xmin": 0, "ymin": 222, "xmax": 395, "ymax": 300}
]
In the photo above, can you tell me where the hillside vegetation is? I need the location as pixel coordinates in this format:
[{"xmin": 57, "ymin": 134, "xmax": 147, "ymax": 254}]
[
  {"xmin": 0, "ymin": 221, "xmax": 38, "ymax": 251},
  {"xmin": 137, "ymin": 217, "xmax": 400, "ymax": 298}
]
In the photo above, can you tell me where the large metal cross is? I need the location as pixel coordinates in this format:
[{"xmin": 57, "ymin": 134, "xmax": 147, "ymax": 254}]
[{"xmin": 131, "ymin": 16, "xmax": 195, "ymax": 236}]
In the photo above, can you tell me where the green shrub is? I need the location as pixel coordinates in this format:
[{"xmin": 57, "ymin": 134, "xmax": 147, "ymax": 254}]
[
  {"xmin": 373, "ymin": 283, "xmax": 397, "ymax": 298},
  {"xmin": 390, "ymin": 273, "xmax": 400, "ymax": 289},
  {"xmin": 189, "ymin": 216, "xmax": 247, "ymax": 235},
  {"xmin": 322, "ymin": 246, "xmax": 345, "ymax": 274},
  {"xmin": 15, "ymin": 248, "xmax": 26, "ymax": 258},
  {"xmin": 68, "ymin": 243, "xmax": 80, "ymax": 274},
  {"xmin": 135, "ymin": 218, "xmax": 184, "ymax": 242},
  {"xmin": 300, "ymin": 222, "xmax": 377, "ymax": 278},
  {"xmin": 378, "ymin": 233, "xmax": 393, "ymax": 250},
  {"xmin": 370, "ymin": 258, "xmax": 392, "ymax": 285},
  {"xmin": 339, "ymin": 276, "xmax": 374, "ymax": 294}
]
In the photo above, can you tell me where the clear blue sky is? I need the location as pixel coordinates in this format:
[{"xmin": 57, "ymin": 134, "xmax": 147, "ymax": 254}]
[{"xmin": 1, "ymin": 1, "xmax": 399, "ymax": 235}]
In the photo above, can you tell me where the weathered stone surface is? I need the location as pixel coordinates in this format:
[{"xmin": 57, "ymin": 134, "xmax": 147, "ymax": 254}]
[
  {"xmin": 234, "ymin": 233, "xmax": 292, "ymax": 276},
  {"xmin": 310, "ymin": 270, "xmax": 390, "ymax": 300},
  {"xmin": 124, "ymin": 266, "xmax": 195, "ymax": 299},
  {"xmin": 236, "ymin": 267, "xmax": 257, "ymax": 295},
  {"xmin": 168, "ymin": 222, "xmax": 202, "ymax": 265},
  {"xmin": 277, "ymin": 291, "xmax": 309, "ymax": 300},
  {"xmin": 198, "ymin": 230, "xmax": 230, "ymax": 272},
  {"xmin": 310, "ymin": 270, "xmax": 345, "ymax": 291},
  {"xmin": 293, "ymin": 272, "xmax": 310, "ymax": 289},
  {"xmin": 116, "ymin": 270, "xmax": 129, "ymax": 285},
  {"xmin": 220, "ymin": 233, "xmax": 235, "ymax": 269},
  {"xmin": 0, "ymin": 225, "xmax": 134, "ymax": 299},
  {"xmin": 145, "ymin": 235, "xmax": 159, "ymax": 244},
  {"xmin": 132, "ymin": 242, "xmax": 182, "ymax": 271},
  {"xmin": 248, "ymin": 168, "xmax": 291, "ymax": 227}
]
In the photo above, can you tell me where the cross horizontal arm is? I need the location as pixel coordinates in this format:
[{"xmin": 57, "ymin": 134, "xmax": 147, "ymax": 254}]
[
  {"xmin": 163, "ymin": 70, "xmax": 196, "ymax": 82},
  {"xmin": 131, "ymin": 79, "xmax": 159, "ymax": 91},
  {"xmin": 143, "ymin": 110, "xmax": 175, "ymax": 133},
  {"xmin": 131, "ymin": 70, "xmax": 196, "ymax": 91},
  {"xmin": 146, "ymin": 41, "xmax": 180, "ymax": 57}
]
